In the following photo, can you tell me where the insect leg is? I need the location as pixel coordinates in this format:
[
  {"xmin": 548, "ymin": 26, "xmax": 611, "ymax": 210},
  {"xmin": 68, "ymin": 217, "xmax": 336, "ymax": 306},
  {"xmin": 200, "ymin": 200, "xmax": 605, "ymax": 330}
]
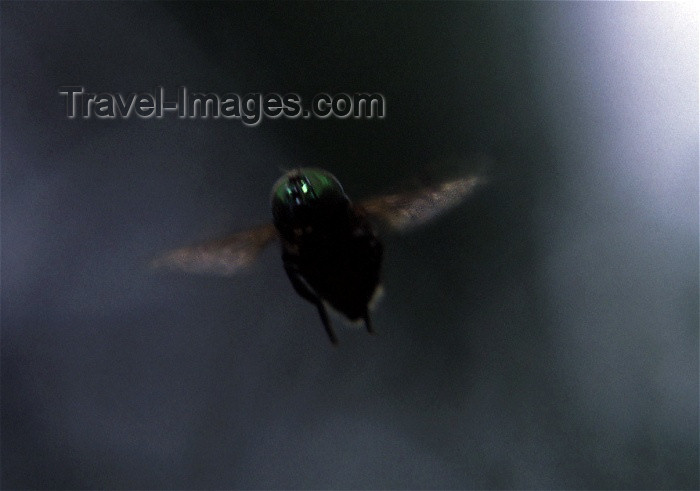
[
  {"xmin": 283, "ymin": 263, "xmax": 338, "ymax": 345},
  {"xmin": 363, "ymin": 310, "xmax": 375, "ymax": 335},
  {"xmin": 315, "ymin": 302, "xmax": 337, "ymax": 346}
]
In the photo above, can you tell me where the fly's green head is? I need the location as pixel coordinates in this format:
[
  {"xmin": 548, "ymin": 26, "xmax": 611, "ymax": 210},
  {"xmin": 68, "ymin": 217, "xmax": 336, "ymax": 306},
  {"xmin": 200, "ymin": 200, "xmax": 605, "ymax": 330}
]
[{"xmin": 271, "ymin": 168, "xmax": 348, "ymax": 237}]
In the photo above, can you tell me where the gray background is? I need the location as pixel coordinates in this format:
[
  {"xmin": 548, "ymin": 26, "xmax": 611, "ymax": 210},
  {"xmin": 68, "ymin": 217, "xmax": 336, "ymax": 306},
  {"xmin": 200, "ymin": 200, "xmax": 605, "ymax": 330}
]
[{"xmin": 2, "ymin": 2, "xmax": 697, "ymax": 489}]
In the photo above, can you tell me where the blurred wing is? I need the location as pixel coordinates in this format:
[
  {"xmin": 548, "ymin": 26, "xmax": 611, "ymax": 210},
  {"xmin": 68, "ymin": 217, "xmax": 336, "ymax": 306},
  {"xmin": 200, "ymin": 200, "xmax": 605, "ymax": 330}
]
[
  {"xmin": 361, "ymin": 175, "xmax": 482, "ymax": 231},
  {"xmin": 151, "ymin": 223, "xmax": 278, "ymax": 276}
]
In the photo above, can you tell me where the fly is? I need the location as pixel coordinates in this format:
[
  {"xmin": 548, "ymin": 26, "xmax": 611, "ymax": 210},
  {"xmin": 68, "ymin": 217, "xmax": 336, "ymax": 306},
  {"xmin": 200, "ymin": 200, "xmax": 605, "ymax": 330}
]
[{"xmin": 153, "ymin": 167, "xmax": 483, "ymax": 345}]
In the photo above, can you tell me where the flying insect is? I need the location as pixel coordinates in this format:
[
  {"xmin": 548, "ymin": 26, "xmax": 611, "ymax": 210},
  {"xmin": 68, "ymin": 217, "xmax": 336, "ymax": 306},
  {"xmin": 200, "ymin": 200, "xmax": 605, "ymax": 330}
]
[{"xmin": 153, "ymin": 167, "xmax": 482, "ymax": 345}]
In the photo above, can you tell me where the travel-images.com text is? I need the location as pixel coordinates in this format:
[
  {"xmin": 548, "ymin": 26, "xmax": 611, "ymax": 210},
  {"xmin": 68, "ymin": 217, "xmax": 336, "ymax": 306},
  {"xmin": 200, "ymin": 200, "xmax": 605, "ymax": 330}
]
[{"xmin": 58, "ymin": 86, "xmax": 385, "ymax": 126}]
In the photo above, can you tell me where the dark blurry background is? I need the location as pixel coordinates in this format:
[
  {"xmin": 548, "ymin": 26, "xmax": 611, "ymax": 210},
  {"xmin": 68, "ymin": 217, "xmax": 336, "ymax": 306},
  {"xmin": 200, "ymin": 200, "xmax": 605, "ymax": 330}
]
[{"xmin": 2, "ymin": 2, "xmax": 697, "ymax": 489}]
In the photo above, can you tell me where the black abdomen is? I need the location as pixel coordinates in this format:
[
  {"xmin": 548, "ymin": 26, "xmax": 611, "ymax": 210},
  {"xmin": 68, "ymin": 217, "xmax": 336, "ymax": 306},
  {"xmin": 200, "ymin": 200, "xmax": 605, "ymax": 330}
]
[{"xmin": 282, "ymin": 205, "xmax": 383, "ymax": 321}]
